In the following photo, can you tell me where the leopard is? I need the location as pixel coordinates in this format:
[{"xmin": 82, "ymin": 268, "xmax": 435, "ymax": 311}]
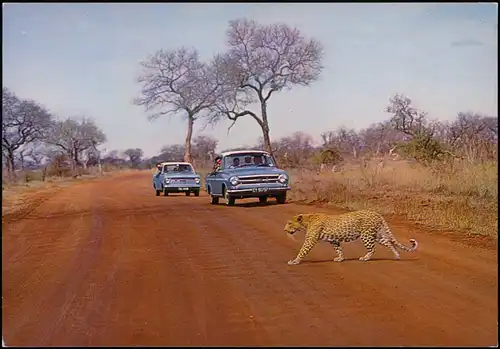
[{"xmin": 284, "ymin": 210, "xmax": 418, "ymax": 265}]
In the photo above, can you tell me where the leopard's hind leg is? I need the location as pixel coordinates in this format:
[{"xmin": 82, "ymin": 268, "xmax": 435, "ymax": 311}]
[
  {"xmin": 329, "ymin": 240, "xmax": 345, "ymax": 262},
  {"xmin": 359, "ymin": 233, "xmax": 376, "ymax": 261},
  {"xmin": 288, "ymin": 235, "xmax": 318, "ymax": 265},
  {"xmin": 376, "ymin": 227, "xmax": 401, "ymax": 260}
]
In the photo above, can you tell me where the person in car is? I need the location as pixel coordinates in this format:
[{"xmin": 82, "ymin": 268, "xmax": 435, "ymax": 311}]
[{"xmin": 213, "ymin": 157, "xmax": 222, "ymax": 172}]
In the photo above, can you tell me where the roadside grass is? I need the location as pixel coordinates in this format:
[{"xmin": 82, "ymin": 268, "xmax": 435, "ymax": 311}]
[{"xmin": 287, "ymin": 160, "xmax": 498, "ymax": 238}]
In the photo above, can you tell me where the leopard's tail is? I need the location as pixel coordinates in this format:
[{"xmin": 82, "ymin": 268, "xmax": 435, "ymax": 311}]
[
  {"xmin": 393, "ymin": 238, "xmax": 418, "ymax": 252},
  {"xmin": 382, "ymin": 220, "xmax": 418, "ymax": 252}
]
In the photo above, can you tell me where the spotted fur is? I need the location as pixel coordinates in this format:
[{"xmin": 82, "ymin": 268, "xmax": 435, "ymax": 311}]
[{"xmin": 284, "ymin": 210, "xmax": 418, "ymax": 265}]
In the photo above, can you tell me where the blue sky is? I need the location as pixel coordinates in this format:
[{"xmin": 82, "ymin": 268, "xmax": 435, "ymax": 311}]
[{"xmin": 3, "ymin": 3, "xmax": 497, "ymax": 157}]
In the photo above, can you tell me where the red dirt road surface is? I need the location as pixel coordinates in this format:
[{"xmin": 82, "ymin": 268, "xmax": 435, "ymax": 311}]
[{"xmin": 2, "ymin": 172, "xmax": 498, "ymax": 346}]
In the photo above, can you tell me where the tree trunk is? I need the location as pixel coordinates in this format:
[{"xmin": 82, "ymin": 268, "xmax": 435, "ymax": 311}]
[
  {"xmin": 19, "ymin": 152, "xmax": 25, "ymax": 171},
  {"xmin": 7, "ymin": 149, "xmax": 16, "ymax": 180},
  {"xmin": 69, "ymin": 148, "xmax": 78, "ymax": 178},
  {"xmin": 74, "ymin": 151, "xmax": 79, "ymax": 167},
  {"xmin": 97, "ymin": 151, "xmax": 102, "ymax": 175},
  {"xmin": 260, "ymin": 102, "xmax": 273, "ymax": 155},
  {"xmin": 184, "ymin": 115, "xmax": 194, "ymax": 163}
]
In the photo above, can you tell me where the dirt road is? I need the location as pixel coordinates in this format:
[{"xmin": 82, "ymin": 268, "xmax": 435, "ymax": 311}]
[{"xmin": 2, "ymin": 171, "xmax": 498, "ymax": 346}]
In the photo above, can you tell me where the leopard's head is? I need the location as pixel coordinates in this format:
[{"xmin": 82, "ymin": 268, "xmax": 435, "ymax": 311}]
[
  {"xmin": 284, "ymin": 214, "xmax": 310, "ymax": 235},
  {"xmin": 284, "ymin": 213, "xmax": 329, "ymax": 235}
]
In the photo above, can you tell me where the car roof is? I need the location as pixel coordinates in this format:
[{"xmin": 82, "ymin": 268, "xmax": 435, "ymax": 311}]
[
  {"xmin": 220, "ymin": 150, "xmax": 270, "ymax": 157},
  {"xmin": 159, "ymin": 162, "xmax": 193, "ymax": 166}
]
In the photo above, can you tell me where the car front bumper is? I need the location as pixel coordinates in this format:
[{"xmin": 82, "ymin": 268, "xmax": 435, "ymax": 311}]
[{"xmin": 226, "ymin": 186, "xmax": 291, "ymax": 197}]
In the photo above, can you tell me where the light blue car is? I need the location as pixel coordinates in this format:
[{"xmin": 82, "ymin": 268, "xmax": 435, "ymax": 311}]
[
  {"xmin": 205, "ymin": 150, "xmax": 291, "ymax": 206},
  {"xmin": 153, "ymin": 162, "xmax": 201, "ymax": 197}
]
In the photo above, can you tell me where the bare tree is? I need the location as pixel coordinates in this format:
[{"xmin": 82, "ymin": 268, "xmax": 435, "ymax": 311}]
[
  {"xmin": 102, "ymin": 150, "xmax": 127, "ymax": 168},
  {"xmin": 24, "ymin": 141, "xmax": 48, "ymax": 168},
  {"xmin": 357, "ymin": 122, "xmax": 401, "ymax": 157},
  {"xmin": 45, "ymin": 118, "xmax": 106, "ymax": 176},
  {"xmin": 211, "ymin": 19, "xmax": 324, "ymax": 157},
  {"xmin": 273, "ymin": 131, "xmax": 315, "ymax": 167},
  {"xmin": 321, "ymin": 127, "xmax": 362, "ymax": 158},
  {"xmin": 385, "ymin": 94, "xmax": 430, "ymax": 137},
  {"xmin": 2, "ymin": 88, "xmax": 52, "ymax": 179},
  {"xmin": 135, "ymin": 47, "xmax": 223, "ymax": 163},
  {"xmin": 124, "ymin": 148, "xmax": 144, "ymax": 168},
  {"xmin": 446, "ymin": 112, "xmax": 498, "ymax": 162},
  {"xmin": 159, "ymin": 144, "xmax": 186, "ymax": 162},
  {"xmin": 385, "ymin": 94, "xmax": 454, "ymax": 164},
  {"xmin": 192, "ymin": 135, "xmax": 218, "ymax": 162},
  {"xmin": 15, "ymin": 147, "xmax": 28, "ymax": 171}
]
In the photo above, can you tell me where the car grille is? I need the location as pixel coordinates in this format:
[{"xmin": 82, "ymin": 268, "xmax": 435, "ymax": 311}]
[
  {"xmin": 169, "ymin": 178, "xmax": 196, "ymax": 184},
  {"xmin": 238, "ymin": 174, "xmax": 280, "ymax": 184}
]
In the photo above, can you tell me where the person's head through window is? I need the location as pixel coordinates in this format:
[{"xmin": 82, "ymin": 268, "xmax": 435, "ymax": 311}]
[
  {"xmin": 244, "ymin": 156, "xmax": 252, "ymax": 164},
  {"xmin": 213, "ymin": 157, "xmax": 222, "ymax": 171},
  {"xmin": 232, "ymin": 157, "xmax": 240, "ymax": 167},
  {"xmin": 254, "ymin": 156, "xmax": 263, "ymax": 165}
]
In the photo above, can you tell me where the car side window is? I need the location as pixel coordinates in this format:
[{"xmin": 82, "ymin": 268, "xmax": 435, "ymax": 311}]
[
  {"xmin": 218, "ymin": 159, "xmax": 226, "ymax": 171},
  {"xmin": 212, "ymin": 158, "xmax": 223, "ymax": 173}
]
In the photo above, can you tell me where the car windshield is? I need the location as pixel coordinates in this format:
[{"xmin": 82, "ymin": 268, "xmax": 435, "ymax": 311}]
[
  {"xmin": 223, "ymin": 153, "xmax": 275, "ymax": 169},
  {"xmin": 163, "ymin": 164, "xmax": 194, "ymax": 173}
]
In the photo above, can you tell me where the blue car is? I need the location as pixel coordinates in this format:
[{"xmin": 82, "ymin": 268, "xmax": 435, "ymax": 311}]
[
  {"xmin": 153, "ymin": 162, "xmax": 201, "ymax": 196},
  {"xmin": 205, "ymin": 150, "xmax": 291, "ymax": 206}
]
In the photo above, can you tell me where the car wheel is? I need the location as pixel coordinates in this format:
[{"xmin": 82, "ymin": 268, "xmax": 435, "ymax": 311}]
[
  {"xmin": 211, "ymin": 195, "xmax": 219, "ymax": 204},
  {"xmin": 185, "ymin": 192, "xmax": 190, "ymax": 196},
  {"xmin": 276, "ymin": 193, "xmax": 287, "ymax": 204},
  {"xmin": 259, "ymin": 196, "xmax": 268, "ymax": 204},
  {"xmin": 223, "ymin": 187, "xmax": 235, "ymax": 206},
  {"xmin": 164, "ymin": 189, "xmax": 169, "ymax": 196},
  {"xmin": 194, "ymin": 191, "xmax": 200, "ymax": 197},
  {"xmin": 156, "ymin": 189, "xmax": 161, "ymax": 196}
]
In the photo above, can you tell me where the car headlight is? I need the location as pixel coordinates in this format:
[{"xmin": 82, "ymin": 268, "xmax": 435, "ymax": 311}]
[
  {"xmin": 195, "ymin": 177, "xmax": 200, "ymax": 183},
  {"xmin": 278, "ymin": 174, "xmax": 288, "ymax": 184},
  {"xmin": 164, "ymin": 178, "xmax": 170, "ymax": 184},
  {"xmin": 229, "ymin": 176, "xmax": 240, "ymax": 186}
]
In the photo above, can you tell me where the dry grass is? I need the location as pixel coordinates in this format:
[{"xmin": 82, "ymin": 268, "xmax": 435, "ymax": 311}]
[{"xmin": 287, "ymin": 159, "xmax": 498, "ymax": 237}]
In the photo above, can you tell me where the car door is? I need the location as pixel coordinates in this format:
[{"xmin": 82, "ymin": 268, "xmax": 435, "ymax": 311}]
[
  {"xmin": 214, "ymin": 168, "xmax": 225, "ymax": 195},
  {"xmin": 206, "ymin": 169, "xmax": 220, "ymax": 195},
  {"xmin": 153, "ymin": 169, "xmax": 163, "ymax": 189}
]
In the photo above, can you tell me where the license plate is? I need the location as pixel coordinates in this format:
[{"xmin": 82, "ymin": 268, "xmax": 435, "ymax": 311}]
[
  {"xmin": 252, "ymin": 188, "xmax": 269, "ymax": 193},
  {"xmin": 180, "ymin": 187, "xmax": 189, "ymax": 191},
  {"xmin": 179, "ymin": 180, "xmax": 186, "ymax": 183}
]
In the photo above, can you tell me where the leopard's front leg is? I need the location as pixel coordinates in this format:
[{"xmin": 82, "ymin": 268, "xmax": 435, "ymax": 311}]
[{"xmin": 288, "ymin": 236, "xmax": 317, "ymax": 265}]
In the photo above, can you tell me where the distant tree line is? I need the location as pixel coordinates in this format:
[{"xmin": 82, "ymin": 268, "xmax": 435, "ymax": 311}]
[
  {"xmin": 2, "ymin": 87, "xmax": 108, "ymax": 181},
  {"xmin": 218, "ymin": 95, "xmax": 498, "ymax": 169}
]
